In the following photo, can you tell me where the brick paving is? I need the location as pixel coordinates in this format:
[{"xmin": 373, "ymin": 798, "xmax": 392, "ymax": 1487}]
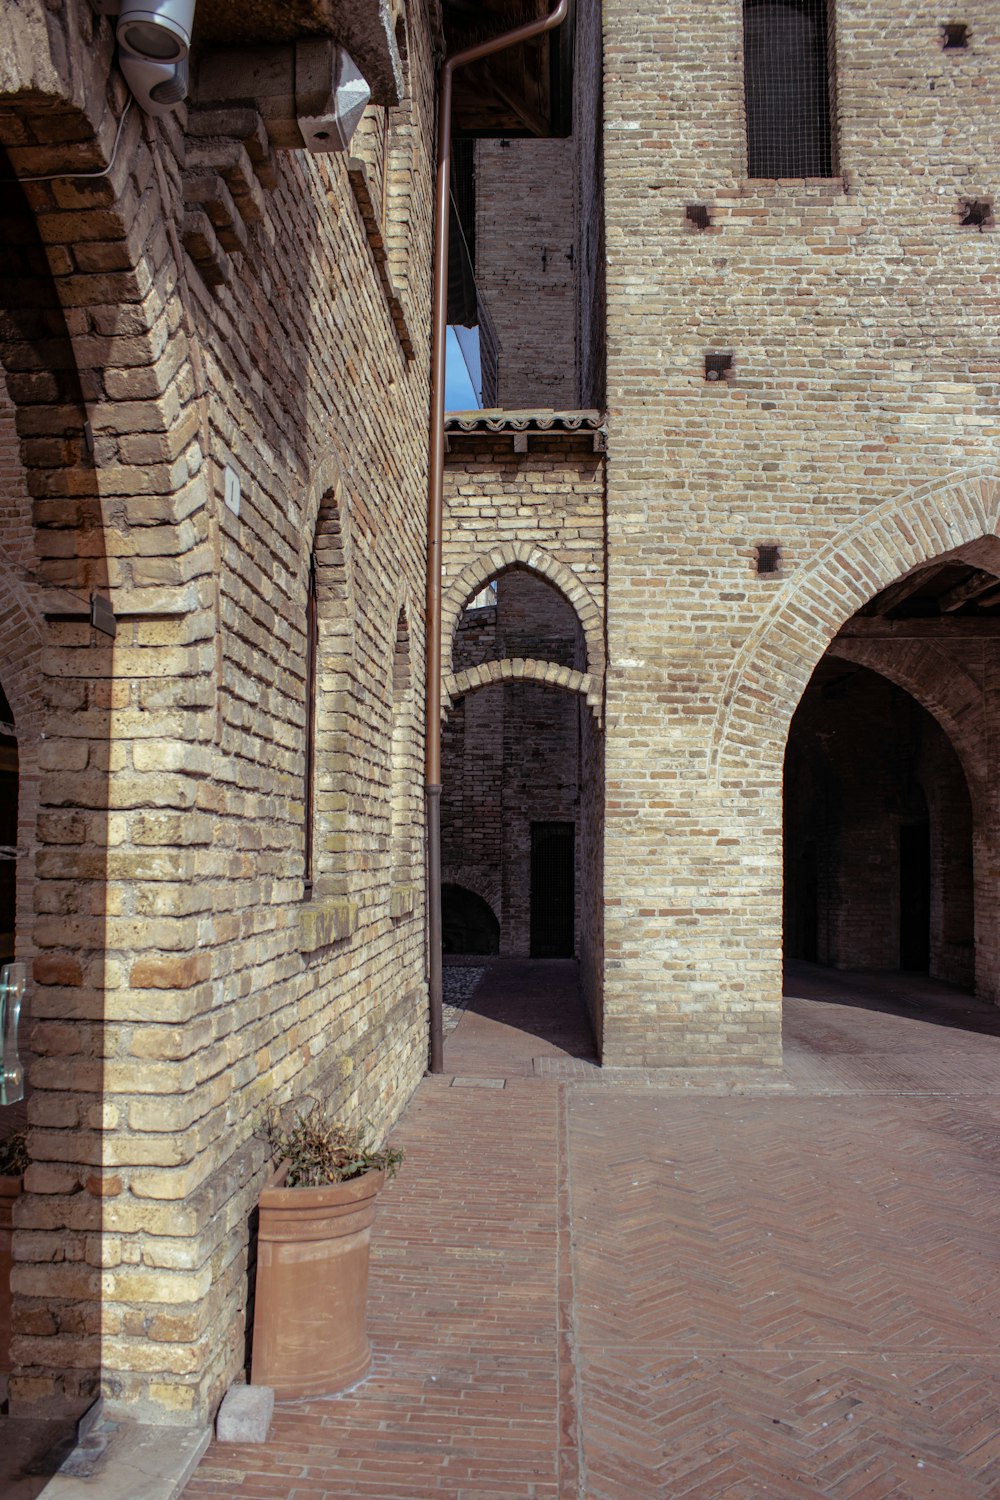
[{"xmin": 185, "ymin": 962, "xmax": 1000, "ymax": 1498}]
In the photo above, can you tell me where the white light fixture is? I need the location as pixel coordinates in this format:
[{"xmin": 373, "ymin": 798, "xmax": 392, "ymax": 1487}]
[
  {"xmin": 119, "ymin": 50, "xmax": 189, "ymax": 116},
  {"xmin": 116, "ymin": 0, "xmax": 196, "ymax": 62},
  {"xmin": 90, "ymin": 0, "xmax": 195, "ymax": 114}
]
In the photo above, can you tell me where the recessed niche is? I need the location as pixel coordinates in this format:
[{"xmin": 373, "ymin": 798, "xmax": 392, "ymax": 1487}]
[
  {"xmin": 960, "ymin": 197, "xmax": 994, "ymax": 230},
  {"xmin": 686, "ymin": 204, "xmax": 712, "ymax": 231},
  {"xmin": 942, "ymin": 22, "xmax": 969, "ymax": 48},
  {"xmin": 755, "ymin": 544, "xmax": 781, "ymax": 576},
  {"xmin": 705, "ymin": 352, "xmax": 733, "ymax": 383}
]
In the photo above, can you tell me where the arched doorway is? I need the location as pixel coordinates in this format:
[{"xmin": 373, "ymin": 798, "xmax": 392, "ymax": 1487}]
[
  {"xmin": 440, "ymin": 563, "xmax": 603, "ymax": 1051},
  {"xmin": 785, "ymin": 659, "xmax": 975, "ymax": 987},
  {"xmin": 441, "ymin": 565, "xmax": 594, "ymax": 958}
]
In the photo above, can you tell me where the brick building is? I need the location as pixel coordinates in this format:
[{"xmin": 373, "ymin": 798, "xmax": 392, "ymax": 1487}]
[
  {"xmin": 0, "ymin": 0, "xmax": 998, "ymax": 1440},
  {"xmin": 443, "ymin": 0, "xmax": 1000, "ymax": 1068}
]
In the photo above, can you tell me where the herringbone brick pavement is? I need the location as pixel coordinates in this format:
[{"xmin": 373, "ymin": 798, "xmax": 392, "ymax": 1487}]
[{"xmin": 185, "ymin": 964, "xmax": 1000, "ymax": 1499}]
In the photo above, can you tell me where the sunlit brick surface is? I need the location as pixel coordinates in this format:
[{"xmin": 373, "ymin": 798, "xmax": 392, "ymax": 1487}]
[{"xmin": 186, "ymin": 963, "xmax": 1000, "ymax": 1498}]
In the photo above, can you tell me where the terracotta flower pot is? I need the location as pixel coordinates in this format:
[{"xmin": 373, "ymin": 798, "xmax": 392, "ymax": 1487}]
[
  {"xmin": 250, "ymin": 1162, "xmax": 385, "ymax": 1399},
  {"xmin": 0, "ymin": 1174, "xmax": 22, "ymax": 1376}
]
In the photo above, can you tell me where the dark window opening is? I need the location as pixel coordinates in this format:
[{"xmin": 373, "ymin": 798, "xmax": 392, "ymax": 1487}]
[
  {"xmin": 756, "ymin": 543, "xmax": 781, "ymax": 575},
  {"xmin": 686, "ymin": 203, "xmax": 712, "ymax": 230},
  {"xmin": 942, "ymin": 22, "xmax": 969, "ymax": 48},
  {"xmin": 705, "ymin": 352, "xmax": 734, "ymax": 383},
  {"xmin": 960, "ymin": 197, "xmax": 993, "ymax": 230},
  {"xmin": 452, "ymin": 138, "xmax": 476, "ymax": 273},
  {"xmin": 899, "ymin": 819, "xmax": 931, "ymax": 972},
  {"xmin": 530, "ymin": 822, "xmax": 575, "ymax": 958},
  {"xmin": 744, "ymin": 0, "xmax": 834, "ymax": 178}
]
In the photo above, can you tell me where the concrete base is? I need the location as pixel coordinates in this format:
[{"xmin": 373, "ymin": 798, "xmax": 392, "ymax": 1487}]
[
  {"xmin": 31, "ymin": 1418, "xmax": 211, "ymax": 1500},
  {"xmin": 216, "ymin": 1384, "xmax": 274, "ymax": 1444}
]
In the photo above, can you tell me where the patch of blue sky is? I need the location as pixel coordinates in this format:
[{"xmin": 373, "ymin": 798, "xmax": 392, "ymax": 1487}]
[{"xmin": 445, "ymin": 326, "xmax": 480, "ymax": 412}]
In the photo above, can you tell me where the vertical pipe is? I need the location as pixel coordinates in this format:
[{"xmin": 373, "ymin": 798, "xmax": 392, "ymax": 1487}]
[{"xmin": 425, "ymin": 0, "xmax": 569, "ymax": 1073}]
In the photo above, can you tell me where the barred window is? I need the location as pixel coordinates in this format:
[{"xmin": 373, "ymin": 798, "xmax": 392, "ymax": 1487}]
[{"xmin": 744, "ymin": 0, "xmax": 835, "ymax": 178}]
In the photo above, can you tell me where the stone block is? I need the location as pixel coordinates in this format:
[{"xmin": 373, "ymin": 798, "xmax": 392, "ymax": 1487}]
[{"xmin": 216, "ymin": 1383, "xmax": 275, "ymax": 1444}]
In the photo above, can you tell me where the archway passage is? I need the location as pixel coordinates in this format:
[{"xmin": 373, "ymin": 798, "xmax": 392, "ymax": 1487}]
[
  {"xmin": 441, "ymin": 566, "xmax": 596, "ymax": 959},
  {"xmin": 441, "ymin": 565, "xmax": 602, "ymax": 1058},
  {"xmin": 785, "ymin": 661, "xmax": 974, "ymax": 987},
  {"xmin": 442, "ymin": 884, "xmax": 500, "ymax": 955}
]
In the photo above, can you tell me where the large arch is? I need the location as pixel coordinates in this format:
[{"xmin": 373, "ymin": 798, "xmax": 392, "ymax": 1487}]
[{"xmin": 712, "ymin": 474, "xmax": 1000, "ymax": 780}]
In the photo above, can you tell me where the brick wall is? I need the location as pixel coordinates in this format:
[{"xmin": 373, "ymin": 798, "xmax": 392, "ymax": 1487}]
[
  {"xmin": 0, "ymin": 0, "xmax": 437, "ymax": 1427},
  {"xmin": 598, "ymin": 0, "xmax": 1000, "ymax": 1065},
  {"xmin": 0, "ymin": 384, "xmax": 43, "ymax": 989}
]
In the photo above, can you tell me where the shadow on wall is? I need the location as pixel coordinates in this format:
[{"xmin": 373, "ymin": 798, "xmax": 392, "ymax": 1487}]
[{"xmin": 0, "ymin": 145, "xmax": 113, "ymax": 1420}]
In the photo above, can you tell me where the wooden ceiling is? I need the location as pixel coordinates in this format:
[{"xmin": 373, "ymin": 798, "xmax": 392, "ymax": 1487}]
[
  {"xmin": 860, "ymin": 563, "xmax": 1000, "ymax": 619},
  {"xmin": 443, "ymin": 0, "xmax": 574, "ymax": 137},
  {"xmin": 833, "ymin": 561, "xmax": 1000, "ymax": 642}
]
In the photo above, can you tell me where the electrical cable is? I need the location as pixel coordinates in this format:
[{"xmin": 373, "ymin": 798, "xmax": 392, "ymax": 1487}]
[{"xmin": 1, "ymin": 98, "xmax": 133, "ymax": 184}]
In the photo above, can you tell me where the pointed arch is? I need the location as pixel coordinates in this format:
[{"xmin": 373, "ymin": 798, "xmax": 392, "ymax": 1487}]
[
  {"xmin": 441, "ymin": 541, "xmax": 605, "ymax": 688},
  {"xmin": 390, "ymin": 601, "xmax": 419, "ymax": 897},
  {"xmin": 712, "ymin": 473, "xmax": 1000, "ymax": 780},
  {"xmin": 301, "ymin": 467, "xmax": 356, "ymax": 900},
  {"xmin": 304, "ymin": 451, "xmax": 355, "ymax": 621}
]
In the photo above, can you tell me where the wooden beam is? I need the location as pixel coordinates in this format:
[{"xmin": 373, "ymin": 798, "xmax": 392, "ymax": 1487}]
[
  {"xmin": 938, "ymin": 569, "xmax": 1000, "ymax": 613},
  {"xmin": 475, "ymin": 59, "xmax": 548, "ymax": 137},
  {"xmin": 861, "ymin": 565, "xmax": 939, "ymax": 616},
  {"xmin": 835, "ymin": 618, "xmax": 1000, "ymax": 640}
]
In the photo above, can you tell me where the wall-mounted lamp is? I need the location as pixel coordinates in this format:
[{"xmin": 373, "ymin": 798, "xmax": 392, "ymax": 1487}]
[{"xmin": 90, "ymin": 0, "xmax": 195, "ymax": 115}]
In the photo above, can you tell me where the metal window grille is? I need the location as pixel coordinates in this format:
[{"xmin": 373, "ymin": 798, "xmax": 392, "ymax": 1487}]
[{"xmin": 745, "ymin": 0, "xmax": 834, "ymax": 178}]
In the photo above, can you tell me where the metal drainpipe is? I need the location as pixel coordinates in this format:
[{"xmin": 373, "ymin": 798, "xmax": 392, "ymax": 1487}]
[{"xmin": 425, "ymin": 0, "xmax": 570, "ymax": 1073}]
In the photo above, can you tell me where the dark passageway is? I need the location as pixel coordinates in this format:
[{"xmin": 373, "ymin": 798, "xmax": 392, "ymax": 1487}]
[{"xmin": 784, "ymin": 659, "xmax": 974, "ymax": 988}]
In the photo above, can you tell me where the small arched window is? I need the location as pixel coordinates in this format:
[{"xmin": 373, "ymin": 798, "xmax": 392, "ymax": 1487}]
[
  {"xmin": 390, "ymin": 610, "xmax": 416, "ymax": 888},
  {"xmin": 303, "ymin": 555, "xmax": 318, "ymax": 898},
  {"xmin": 744, "ymin": 0, "xmax": 835, "ymax": 178}
]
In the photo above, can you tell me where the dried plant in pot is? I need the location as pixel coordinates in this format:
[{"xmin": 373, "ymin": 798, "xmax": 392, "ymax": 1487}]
[
  {"xmin": 250, "ymin": 1103, "xmax": 403, "ymax": 1399},
  {"xmin": 0, "ymin": 1131, "xmax": 28, "ymax": 1380}
]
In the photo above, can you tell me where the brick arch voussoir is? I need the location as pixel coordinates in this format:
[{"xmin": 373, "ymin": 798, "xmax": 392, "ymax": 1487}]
[
  {"xmin": 441, "ymin": 542, "xmax": 605, "ymax": 684},
  {"xmin": 712, "ymin": 474, "xmax": 1000, "ymax": 782},
  {"xmin": 442, "ymin": 658, "xmax": 599, "ymax": 720},
  {"xmin": 440, "ymin": 867, "xmax": 502, "ymax": 927}
]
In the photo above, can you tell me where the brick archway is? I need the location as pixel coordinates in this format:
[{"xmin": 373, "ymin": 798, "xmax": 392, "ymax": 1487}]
[
  {"xmin": 441, "ymin": 542, "xmax": 605, "ymax": 690},
  {"xmin": 443, "ymin": 657, "xmax": 600, "ymax": 719},
  {"xmin": 712, "ymin": 474, "xmax": 1000, "ymax": 781}
]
